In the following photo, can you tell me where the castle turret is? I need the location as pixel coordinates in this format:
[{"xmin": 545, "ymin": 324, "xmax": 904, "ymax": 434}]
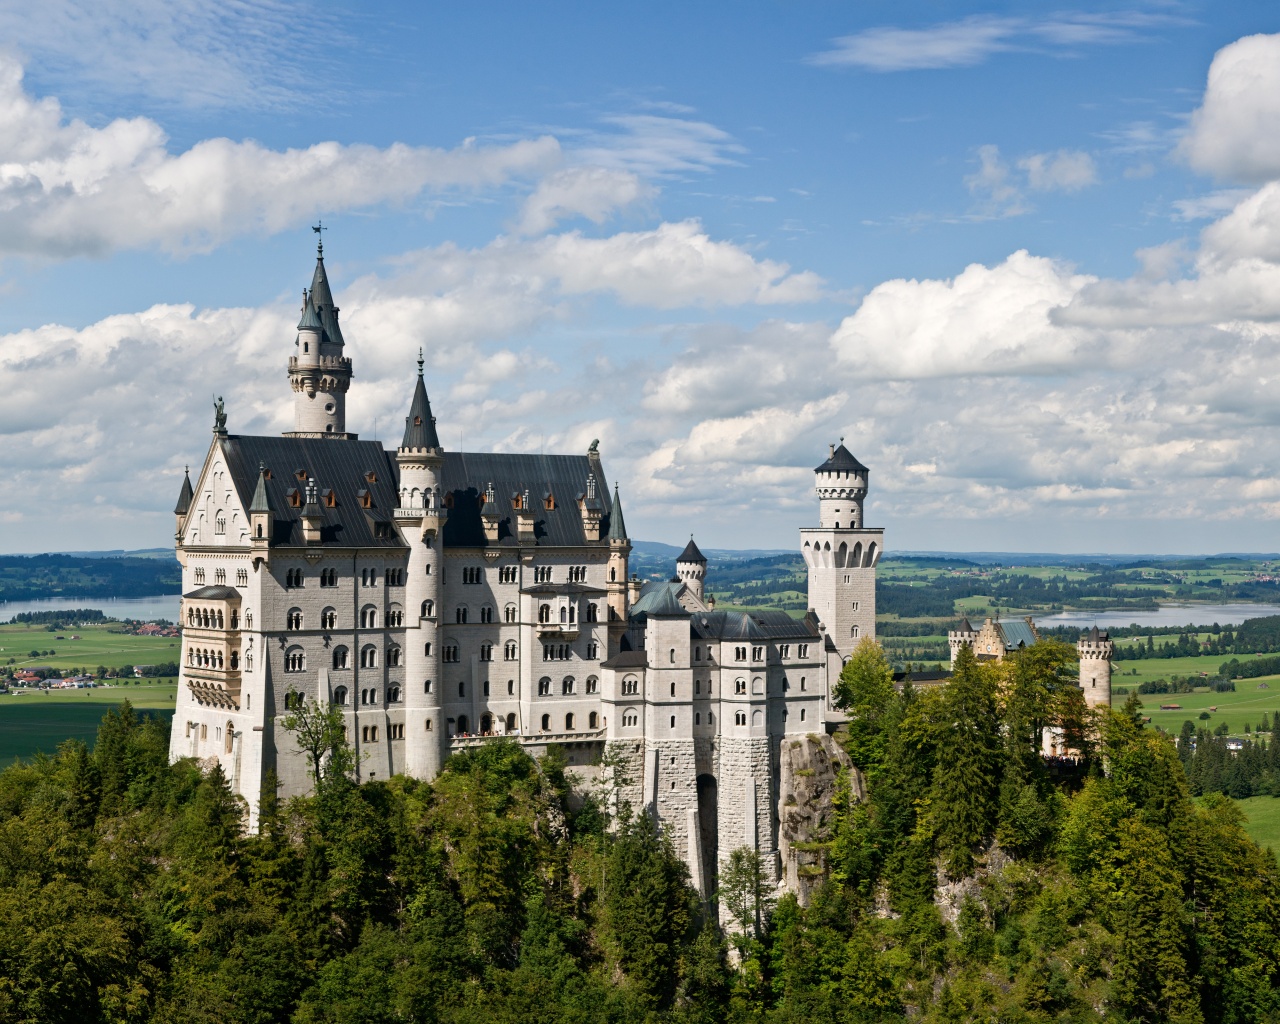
[
  {"xmin": 948, "ymin": 617, "xmax": 978, "ymax": 666},
  {"xmin": 248, "ymin": 463, "xmax": 274, "ymax": 566},
  {"xmin": 676, "ymin": 536, "xmax": 707, "ymax": 602},
  {"xmin": 800, "ymin": 441, "xmax": 884, "ymax": 664},
  {"xmin": 174, "ymin": 466, "xmax": 194, "ymax": 538},
  {"xmin": 287, "ymin": 237, "xmax": 354, "ymax": 438},
  {"xmin": 395, "ymin": 352, "xmax": 445, "ymax": 779},
  {"xmin": 606, "ymin": 484, "xmax": 631, "ymax": 652},
  {"xmin": 1077, "ymin": 626, "xmax": 1113, "ymax": 710}
]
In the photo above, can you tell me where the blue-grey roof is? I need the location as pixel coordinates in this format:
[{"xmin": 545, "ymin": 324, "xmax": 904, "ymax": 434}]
[
  {"xmin": 815, "ymin": 443, "xmax": 868, "ymax": 475},
  {"xmin": 401, "ymin": 366, "xmax": 441, "ymax": 450},
  {"xmin": 174, "ymin": 468, "xmax": 194, "ymax": 515},
  {"xmin": 249, "ymin": 463, "xmax": 273, "ymax": 513},
  {"xmin": 631, "ymin": 581, "xmax": 686, "ymax": 618},
  {"xmin": 184, "ymin": 585, "xmax": 241, "ymax": 600},
  {"xmin": 308, "ymin": 253, "xmax": 345, "ymax": 348},
  {"xmin": 221, "ymin": 435, "xmax": 402, "ymax": 548},
  {"xmin": 607, "ymin": 484, "xmax": 628, "ymax": 542},
  {"xmin": 995, "ymin": 619, "xmax": 1038, "ymax": 650},
  {"xmin": 677, "ymin": 537, "xmax": 706, "ymax": 564},
  {"xmin": 441, "ymin": 451, "xmax": 610, "ymax": 548},
  {"xmin": 297, "ymin": 293, "xmax": 322, "ymax": 330}
]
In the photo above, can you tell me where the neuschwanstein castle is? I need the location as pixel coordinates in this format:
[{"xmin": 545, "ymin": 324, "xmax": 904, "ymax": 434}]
[{"xmin": 168, "ymin": 240, "xmax": 1105, "ymax": 896}]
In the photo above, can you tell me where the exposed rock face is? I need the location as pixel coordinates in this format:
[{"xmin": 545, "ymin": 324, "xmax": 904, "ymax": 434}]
[
  {"xmin": 777, "ymin": 732, "xmax": 861, "ymax": 903},
  {"xmin": 933, "ymin": 842, "xmax": 1013, "ymax": 926}
]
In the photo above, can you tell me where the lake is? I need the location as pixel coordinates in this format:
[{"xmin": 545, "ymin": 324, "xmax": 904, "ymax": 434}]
[
  {"xmin": 0, "ymin": 594, "xmax": 181, "ymax": 623},
  {"xmin": 1036, "ymin": 603, "xmax": 1280, "ymax": 629}
]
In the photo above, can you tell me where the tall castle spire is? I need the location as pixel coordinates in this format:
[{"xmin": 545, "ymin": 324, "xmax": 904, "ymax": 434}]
[
  {"xmin": 285, "ymin": 230, "xmax": 355, "ymax": 438},
  {"xmin": 401, "ymin": 348, "xmax": 441, "ymax": 451}
]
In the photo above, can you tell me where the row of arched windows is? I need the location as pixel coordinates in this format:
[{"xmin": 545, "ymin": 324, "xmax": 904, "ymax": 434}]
[
  {"xmin": 187, "ymin": 647, "xmax": 240, "ymax": 670},
  {"xmin": 187, "ymin": 606, "xmax": 241, "ymax": 630}
]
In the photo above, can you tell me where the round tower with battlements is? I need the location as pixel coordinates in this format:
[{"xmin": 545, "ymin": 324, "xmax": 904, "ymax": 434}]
[
  {"xmin": 948, "ymin": 617, "xmax": 978, "ymax": 666},
  {"xmin": 287, "ymin": 235, "xmax": 354, "ymax": 438},
  {"xmin": 1077, "ymin": 626, "xmax": 1113, "ymax": 710},
  {"xmin": 676, "ymin": 536, "xmax": 707, "ymax": 602}
]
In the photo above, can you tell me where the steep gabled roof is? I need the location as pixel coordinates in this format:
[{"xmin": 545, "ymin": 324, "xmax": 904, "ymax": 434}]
[
  {"xmin": 308, "ymin": 248, "xmax": 346, "ymax": 347},
  {"xmin": 401, "ymin": 355, "xmax": 441, "ymax": 450},
  {"xmin": 814, "ymin": 442, "xmax": 868, "ymax": 475},
  {"xmin": 994, "ymin": 619, "xmax": 1038, "ymax": 651},
  {"xmin": 677, "ymin": 536, "xmax": 706, "ymax": 564},
  {"xmin": 174, "ymin": 468, "xmax": 194, "ymax": 516},
  {"xmin": 631, "ymin": 582, "xmax": 687, "ymax": 619}
]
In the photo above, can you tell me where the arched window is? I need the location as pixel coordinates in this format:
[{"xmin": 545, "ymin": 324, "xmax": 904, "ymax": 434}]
[
  {"xmin": 540, "ymin": 714, "xmax": 550, "ymax": 731},
  {"xmin": 333, "ymin": 646, "xmax": 349, "ymax": 670},
  {"xmin": 361, "ymin": 645, "xmax": 378, "ymax": 668},
  {"xmin": 670, "ymin": 648, "xmax": 675, "ymax": 664},
  {"xmin": 321, "ymin": 607, "xmax": 337, "ymax": 629},
  {"xmin": 457, "ymin": 715, "xmax": 469, "ymax": 735},
  {"xmin": 538, "ymin": 677, "xmax": 551, "ymax": 696},
  {"xmin": 505, "ymin": 712, "xmax": 517, "ymax": 732},
  {"xmin": 505, "ymin": 604, "xmax": 517, "ymax": 623},
  {"xmin": 230, "ymin": 610, "xmax": 239, "ymax": 629},
  {"xmin": 360, "ymin": 606, "xmax": 377, "ymax": 629},
  {"xmin": 560, "ymin": 606, "xmax": 567, "ymax": 623},
  {"xmin": 387, "ymin": 646, "xmax": 402, "ymax": 667},
  {"xmin": 589, "ymin": 711, "xmax": 598, "ymax": 729},
  {"xmin": 623, "ymin": 708, "xmax": 638, "ymax": 727},
  {"xmin": 421, "ymin": 599, "xmax": 434, "ymax": 617},
  {"xmin": 287, "ymin": 608, "xmax": 303, "ymax": 630},
  {"xmin": 224, "ymin": 721, "xmax": 234, "ymax": 753},
  {"xmin": 456, "ymin": 607, "xmax": 468, "ymax": 624},
  {"xmin": 285, "ymin": 647, "xmax": 305, "ymax": 672},
  {"xmin": 538, "ymin": 604, "xmax": 550, "ymax": 623},
  {"xmin": 587, "ymin": 603, "xmax": 598, "ymax": 622},
  {"xmin": 586, "ymin": 676, "xmax": 598, "ymax": 694},
  {"xmin": 388, "ymin": 685, "xmax": 400, "ymax": 703},
  {"xmin": 508, "ymin": 679, "xmax": 515, "ymax": 695},
  {"xmin": 229, "ymin": 651, "xmax": 239, "ymax": 669},
  {"xmin": 565, "ymin": 713, "xmax": 575, "ymax": 731},
  {"xmin": 480, "ymin": 714, "xmax": 492, "ymax": 734},
  {"xmin": 505, "ymin": 640, "xmax": 517, "ymax": 660},
  {"xmin": 388, "ymin": 607, "xmax": 403, "ymax": 627},
  {"xmin": 562, "ymin": 677, "xmax": 574, "ymax": 695},
  {"xmin": 480, "ymin": 605, "xmax": 493, "ymax": 623}
]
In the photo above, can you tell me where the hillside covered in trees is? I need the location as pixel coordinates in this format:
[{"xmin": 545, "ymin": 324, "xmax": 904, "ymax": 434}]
[
  {"xmin": 1, "ymin": 643, "xmax": 1278, "ymax": 1023},
  {"xmin": 0, "ymin": 554, "xmax": 180, "ymax": 603}
]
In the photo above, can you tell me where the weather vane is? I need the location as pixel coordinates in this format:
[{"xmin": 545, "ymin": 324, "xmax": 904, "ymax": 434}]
[{"xmin": 312, "ymin": 220, "xmax": 326, "ymax": 254}]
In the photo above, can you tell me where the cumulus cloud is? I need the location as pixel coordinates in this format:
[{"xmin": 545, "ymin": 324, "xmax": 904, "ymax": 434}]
[
  {"xmin": 514, "ymin": 167, "xmax": 656, "ymax": 235},
  {"xmin": 1181, "ymin": 33, "xmax": 1280, "ymax": 182},
  {"xmin": 0, "ymin": 59, "xmax": 559, "ymax": 258}
]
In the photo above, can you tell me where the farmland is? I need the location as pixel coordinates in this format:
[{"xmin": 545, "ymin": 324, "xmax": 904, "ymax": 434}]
[
  {"xmin": 0, "ymin": 621, "xmax": 181, "ymax": 674},
  {"xmin": 1232, "ymin": 795, "xmax": 1280, "ymax": 852}
]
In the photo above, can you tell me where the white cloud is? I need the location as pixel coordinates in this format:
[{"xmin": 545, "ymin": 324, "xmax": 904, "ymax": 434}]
[
  {"xmin": 965, "ymin": 145, "xmax": 1029, "ymax": 217},
  {"xmin": 1181, "ymin": 33, "xmax": 1280, "ymax": 182},
  {"xmin": 0, "ymin": 59, "xmax": 560, "ymax": 258},
  {"xmin": 0, "ymin": 0, "xmax": 331, "ymax": 110},
  {"xmin": 809, "ymin": 12, "xmax": 1182, "ymax": 72},
  {"xmin": 572, "ymin": 115, "xmax": 745, "ymax": 178},
  {"xmin": 1018, "ymin": 149, "xmax": 1097, "ymax": 192},
  {"xmin": 830, "ymin": 250, "xmax": 1098, "ymax": 378},
  {"xmin": 514, "ymin": 167, "xmax": 656, "ymax": 235}
]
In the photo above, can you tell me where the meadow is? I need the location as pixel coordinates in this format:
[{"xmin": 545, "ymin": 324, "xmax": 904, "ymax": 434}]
[
  {"xmin": 0, "ymin": 621, "xmax": 181, "ymax": 673},
  {"xmin": 1226, "ymin": 795, "xmax": 1280, "ymax": 852}
]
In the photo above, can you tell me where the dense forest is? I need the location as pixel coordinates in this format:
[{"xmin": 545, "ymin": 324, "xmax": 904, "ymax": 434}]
[
  {"xmin": 1, "ymin": 643, "xmax": 1278, "ymax": 1023},
  {"xmin": 0, "ymin": 554, "xmax": 180, "ymax": 603}
]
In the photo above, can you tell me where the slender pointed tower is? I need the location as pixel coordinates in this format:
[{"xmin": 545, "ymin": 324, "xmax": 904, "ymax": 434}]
[
  {"xmin": 396, "ymin": 351, "xmax": 447, "ymax": 779},
  {"xmin": 675, "ymin": 537, "xmax": 707, "ymax": 602},
  {"xmin": 286, "ymin": 236, "xmax": 354, "ymax": 438},
  {"xmin": 606, "ymin": 484, "xmax": 631, "ymax": 654}
]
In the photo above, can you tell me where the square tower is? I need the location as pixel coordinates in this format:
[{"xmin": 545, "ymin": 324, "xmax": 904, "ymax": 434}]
[{"xmin": 800, "ymin": 442, "xmax": 883, "ymax": 662}]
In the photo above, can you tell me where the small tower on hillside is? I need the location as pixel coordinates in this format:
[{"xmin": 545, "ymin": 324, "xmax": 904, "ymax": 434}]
[
  {"xmin": 799, "ymin": 441, "xmax": 885, "ymax": 663},
  {"xmin": 286, "ymin": 236, "xmax": 354, "ymax": 438},
  {"xmin": 1077, "ymin": 626, "xmax": 1113, "ymax": 710},
  {"xmin": 395, "ymin": 351, "xmax": 446, "ymax": 780},
  {"xmin": 676, "ymin": 537, "xmax": 707, "ymax": 602},
  {"xmin": 948, "ymin": 617, "xmax": 978, "ymax": 666}
]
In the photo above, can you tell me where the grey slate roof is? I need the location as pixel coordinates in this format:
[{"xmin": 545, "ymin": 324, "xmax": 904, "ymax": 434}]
[
  {"xmin": 184, "ymin": 585, "xmax": 241, "ymax": 600},
  {"xmin": 297, "ymin": 293, "xmax": 322, "ymax": 330},
  {"xmin": 249, "ymin": 464, "xmax": 273, "ymax": 513},
  {"xmin": 686, "ymin": 609, "xmax": 822, "ymax": 641},
  {"xmin": 957, "ymin": 617, "xmax": 974, "ymax": 633},
  {"xmin": 441, "ymin": 451, "xmax": 611, "ymax": 548},
  {"xmin": 639, "ymin": 585, "xmax": 686, "ymax": 618},
  {"xmin": 220, "ymin": 435, "xmax": 402, "ymax": 548},
  {"xmin": 174, "ymin": 468, "xmax": 194, "ymax": 516},
  {"xmin": 677, "ymin": 537, "xmax": 706, "ymax": 564},
  {"xmin": 815, "ymin": 442, "xmax": 868, "ymax": 475},
  {"xmin": 601, "ymin": 650, "xmax": 648, "ymax": 669},
  {"xmin": 308, "ymin": 252, "xmax": 346, "ymax": 348},
  {"xmin": 401, "ymin": 362, "xmax": 441, "ymax": 450},
  {"xmin": 1085, "ymin": 625, "xmax": 1109, "ymax": 642},
  {"xmin": 607, "ymin": 484, "xmax": 628, "ymax": 542}
]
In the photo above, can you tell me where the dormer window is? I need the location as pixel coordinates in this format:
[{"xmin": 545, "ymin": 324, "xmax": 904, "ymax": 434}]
[
  {"xmin": 365, "ymin": 470, "xmax": 378, "ymax": 484},
  {"xmin": 287, "ymin": 488, "xmax": 301, "ymax": 508},
  {"xmin": 512, "ymin": 493, "xmax": 523, "ymax": 510},
  {"xmin": 544, "ymin": 493, "xmax": 555, "ymax": 511},
  {"xmin": 322, "ymin": 489, "xmax": 336, "ymax": 508},
  {"xmin": 357, "ymin": 489, "xmax": 372, "ymax": 509},
  {"xmin": 413, "ymin": 415, "xmax": 422, "ymax": 426},
  {"xmin": 295, "ymin": 469, "xmax": 307, "ymax": 481}
]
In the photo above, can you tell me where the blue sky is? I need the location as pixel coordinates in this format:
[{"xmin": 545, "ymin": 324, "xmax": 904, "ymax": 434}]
[{"xmin": 4, "ymin": 1, "xmax": 1280, "ymax": 554}]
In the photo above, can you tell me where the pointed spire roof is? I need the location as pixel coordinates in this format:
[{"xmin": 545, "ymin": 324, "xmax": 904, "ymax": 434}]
[
  {"xmin": 249, "ymin": 463, "xmax": 274, "ymax": 513},
  {"xmin": 297, "ymin": 291, "xmax": 322, "ymax": 330},
  {"xmin": 957, "ymin": 617, "xmax": 973, "ymax": 633},
  {"xmin": 815, "ymin": 439, "xmax": 868, "ymax": 474},
  {"xmin": 677, "ymin": 536, "xmax": 706, "ymax": 564},
  {"xmin": 308, "ymin": 238, "xmax": 345, "ymax": 347},
  {"xmin": 174, "ymin": 467, "xmax": 194, "ymax": 515},
  {"xmin": 401, "ymin": 350, "xmax": 441, "ymax": 450},
  {"xmin": 607, "ymin": 484, "xmax": 628, "ymax": 542}
]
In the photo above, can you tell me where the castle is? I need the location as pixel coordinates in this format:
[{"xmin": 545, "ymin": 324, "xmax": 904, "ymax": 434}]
[{"xmin": 168, "ymin": 240, "xmax": 1104, "ymax": 896}]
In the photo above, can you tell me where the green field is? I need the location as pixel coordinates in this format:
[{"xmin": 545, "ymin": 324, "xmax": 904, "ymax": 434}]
[
  {"xmin": 0, "ymin": 621, "xmax": 181, "ymax": 673},
  {"xmin": 0, "ymin": 702, "xmax": 175, "ymax": 764},
  {"xmin": 1224, "ymin": 795, "xmax": 1280, "ymax": 852},
  {"xmin": 1118, "ymin": 681, "xmax": 1280, "ymax": 737}
]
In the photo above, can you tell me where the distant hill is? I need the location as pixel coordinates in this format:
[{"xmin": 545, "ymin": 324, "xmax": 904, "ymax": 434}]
[{"xmin": 0, "ymin": 554, "xmax": 181, "ymax": 602}]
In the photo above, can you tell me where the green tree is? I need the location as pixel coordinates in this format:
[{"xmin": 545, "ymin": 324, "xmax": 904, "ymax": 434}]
[
  {"xmin": 833, "ymin": 637, "xmax": 898, "ymax": 780},
  {"xmin": 281, "ymin": 698, "xmax": 353, "ymax": 790},
  {"xmin": 715, "ymin": 845, "xmax": 775, "ymax": 955}
]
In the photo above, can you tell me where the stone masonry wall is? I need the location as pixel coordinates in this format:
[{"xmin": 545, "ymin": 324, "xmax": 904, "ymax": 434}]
[{"xmin": 777, "ymin": 732, "xmax": 860, "ymax": 904}]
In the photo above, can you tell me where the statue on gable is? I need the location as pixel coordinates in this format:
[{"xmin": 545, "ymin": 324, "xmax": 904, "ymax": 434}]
[{"xmin": 213, "ymin": 396, "xmax": 228, "ymax": 434}]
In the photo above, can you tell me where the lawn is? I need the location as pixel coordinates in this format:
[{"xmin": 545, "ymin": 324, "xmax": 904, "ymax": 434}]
[
  {"xmin": 1112, "ymin": 652, "xmax": 1275, "ymax": 686},
  {"xmin": 4, "ymin": 681, "xmax": 178, "ymax": 709},
  {"xmin": 0, "ymin": 702, "xmax": 175, "ymax": 764},
  {"xmin": 1226, "ymin": 795, "xmax": 1280, "ymax": 852},
  {"xmin": 0, "ymin": 621, "xmax": 181, "ymax": 673}
]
